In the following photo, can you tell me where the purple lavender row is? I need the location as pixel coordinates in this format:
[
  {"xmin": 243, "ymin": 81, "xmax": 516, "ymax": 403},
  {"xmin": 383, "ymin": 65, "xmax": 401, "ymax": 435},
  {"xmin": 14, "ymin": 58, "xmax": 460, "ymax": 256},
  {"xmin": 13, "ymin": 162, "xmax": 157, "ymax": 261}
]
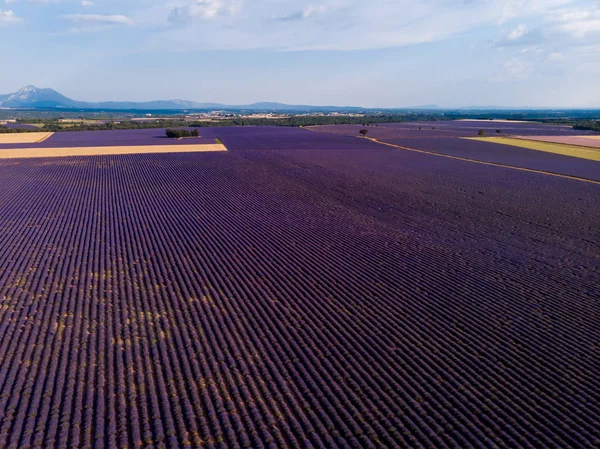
[
  {"xmin": 0, "ymin": 126, "xmax": 382, "ymax": 151},
  {"xmin": 311, "ymin": 125, "xmax": 600, "ymax": 181},
  {"xmin": 0, "ymin": 147, "xmax": 598, "ymax": 448},
  {"xmin": 0, "ymin": 128, "xmax": 217, "ymax": 149},
  {"xmin": 381, "ymin": 136, "xmax": 600, "ymax": 181},
  {"xmin": 314, "ymin": 122, "xmax": 600, "ymax": 137}
]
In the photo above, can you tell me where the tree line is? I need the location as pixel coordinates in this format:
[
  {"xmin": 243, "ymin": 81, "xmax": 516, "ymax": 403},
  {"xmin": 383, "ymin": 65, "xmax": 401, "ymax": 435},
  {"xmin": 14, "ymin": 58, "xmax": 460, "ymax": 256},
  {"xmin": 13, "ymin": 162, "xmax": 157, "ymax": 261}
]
[
  {"xmin": 4, "ymin": 116, "xmax": 600, "ymax": 134},
  {"xmin": 0, "ymin": 127, "xmax": 36, "ymax": 134},
  {"xmin": 573, "ymin": 121, "xmax": 600, "ymax": 133},
  {"xmin": 166, "ymin": 129, "xmax": 200, "ymax": 138}
]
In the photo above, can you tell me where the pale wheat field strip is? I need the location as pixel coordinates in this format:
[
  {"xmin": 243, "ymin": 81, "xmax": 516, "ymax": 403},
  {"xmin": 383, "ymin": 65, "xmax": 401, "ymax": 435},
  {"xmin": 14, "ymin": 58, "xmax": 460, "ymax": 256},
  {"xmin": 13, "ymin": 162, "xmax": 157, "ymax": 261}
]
[
  {"xmin": 0, "ymin": 132, "xmax": 55, "ymax": 144},
  {"xmin": 0, "ymin": 143, "xmax": 228, "ymax": 159}
]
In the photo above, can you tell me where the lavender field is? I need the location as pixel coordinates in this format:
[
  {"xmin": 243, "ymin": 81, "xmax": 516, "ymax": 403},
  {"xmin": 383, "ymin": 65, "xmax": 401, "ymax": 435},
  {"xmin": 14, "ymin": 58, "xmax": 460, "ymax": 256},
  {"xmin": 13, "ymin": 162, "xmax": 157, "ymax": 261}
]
[
  {"xmin": 311, "ymin": 124, "xmax": 600, "ymax": 181},
  {"xmin": 0, "ymin": 128, "xmax": 217, "ymax": 150},
  {"xmin": 0, "ymin": 125, "xmax": 598, "ymax": 448},
  {"xmin": 200, "ymin": 127, "xmax": 384, "ymax": 152},
  {"xmin": 314, "ymin": 122, "xmax": 598, "ymax": 137},
  {"xmin": 0, "ymin": 127, "xmax": 383, "ymax": 152}
]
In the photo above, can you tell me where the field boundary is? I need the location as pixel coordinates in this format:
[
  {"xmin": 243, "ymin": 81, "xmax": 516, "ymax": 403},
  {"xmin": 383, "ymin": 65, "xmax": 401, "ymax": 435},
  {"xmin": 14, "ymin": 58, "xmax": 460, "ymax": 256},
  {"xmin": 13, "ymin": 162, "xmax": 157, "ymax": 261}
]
[
  {"xmin": 364, "ymin": 137, "xmax": 600, "ymax": 185},
  {"xmin": 36, "ymin": 132, "xmax": 55, "ymax": 143},
  {"xmin": 0, "ymin": 143, "xmax": 228, "ymax": 160},
  {"xmin": 465, "ymin": 136, "xmax": 600, "ymax": 161}
]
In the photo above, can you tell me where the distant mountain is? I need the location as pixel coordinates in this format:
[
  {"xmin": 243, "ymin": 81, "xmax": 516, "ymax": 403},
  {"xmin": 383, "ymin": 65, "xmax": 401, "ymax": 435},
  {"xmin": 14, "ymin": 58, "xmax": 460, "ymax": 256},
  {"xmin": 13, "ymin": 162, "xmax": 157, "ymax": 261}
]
[
  {"xmin": 2, "ymin": 87, "xmax": 596, "ymax": 112},
  {"xmin": 0, "ymin": 86, "xmax": 87, "ymax": 109},
  {"xmin": 0, "ymin": 86, "xmax": 366, "ymax": 112}
]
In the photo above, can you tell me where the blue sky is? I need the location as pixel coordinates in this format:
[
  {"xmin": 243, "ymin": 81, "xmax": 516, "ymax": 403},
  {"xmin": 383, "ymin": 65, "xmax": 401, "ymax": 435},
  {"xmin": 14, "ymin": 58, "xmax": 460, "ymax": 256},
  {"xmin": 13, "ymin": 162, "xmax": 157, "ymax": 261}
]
[{"xmin": 1, "ymin": 0, "xmax": 599, "ymax": 107}]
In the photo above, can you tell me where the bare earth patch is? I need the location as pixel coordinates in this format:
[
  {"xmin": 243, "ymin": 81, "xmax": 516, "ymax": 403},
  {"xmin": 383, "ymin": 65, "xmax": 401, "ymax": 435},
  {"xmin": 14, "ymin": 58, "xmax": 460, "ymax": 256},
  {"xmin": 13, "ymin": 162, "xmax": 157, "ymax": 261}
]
[
  {"xmin": 0, "ymin": 132, "xmax": 54, "ymax": 144},
  {"xmin": 0, "ymin": 143, "xmax": 227, "ymax": 160}
]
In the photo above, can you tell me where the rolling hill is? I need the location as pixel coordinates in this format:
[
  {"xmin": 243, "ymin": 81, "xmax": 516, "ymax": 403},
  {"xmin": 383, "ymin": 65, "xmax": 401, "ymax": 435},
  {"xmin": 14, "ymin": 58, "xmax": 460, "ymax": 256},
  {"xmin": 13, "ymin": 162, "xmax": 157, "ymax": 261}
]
[{"xmin": 0, "ymin": 86, "xmax": 365, "ymax": 112}]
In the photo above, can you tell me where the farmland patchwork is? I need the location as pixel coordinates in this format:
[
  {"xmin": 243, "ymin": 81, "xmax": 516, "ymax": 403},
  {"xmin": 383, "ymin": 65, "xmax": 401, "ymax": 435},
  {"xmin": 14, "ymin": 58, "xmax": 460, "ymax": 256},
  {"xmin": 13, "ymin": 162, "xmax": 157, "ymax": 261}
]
[{"xmin": 0, "ymin": 122, "xmax": 598, "ymax": 448}]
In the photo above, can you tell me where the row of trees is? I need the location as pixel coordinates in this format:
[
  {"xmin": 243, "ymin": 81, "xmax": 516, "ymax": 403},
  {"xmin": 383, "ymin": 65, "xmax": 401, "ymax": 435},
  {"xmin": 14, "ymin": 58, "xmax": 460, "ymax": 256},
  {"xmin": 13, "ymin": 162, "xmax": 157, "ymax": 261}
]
[
  {"xmin": 0, "ymin": 127, "xmax": 37, "ymax": 134},
  {"xmin": 15, "ymin": 114, "xmax": 451, "ymax": 133},
  {"xmin": 6, "ymin": 116, "xmax": 599, "ymax": 135},
  {"xmin": 573, "ymin": 121, "xmax": 600, "ymax": 132},
  {"xmin": 478, "ymin": 129, "xmax": 503, "ymax": 136}
]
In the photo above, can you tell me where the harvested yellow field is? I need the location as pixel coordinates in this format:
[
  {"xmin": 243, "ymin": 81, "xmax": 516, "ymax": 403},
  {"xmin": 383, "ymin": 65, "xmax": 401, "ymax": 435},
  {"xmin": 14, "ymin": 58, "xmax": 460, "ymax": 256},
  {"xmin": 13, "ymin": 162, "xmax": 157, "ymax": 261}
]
[
  {"xmin": 0, "ymin": 143, "xmax": 227, "ymax": 160},
  {"xmin": 465, "ymin": 137, "xmax": 600, "ymax": 162},
  {"xmin": 0, "ymin": 132, "xmax": 54, "ymax": 144},
  {"xmin": 509, "ymin": 135, "xmax": 600, "ymax": 148}
]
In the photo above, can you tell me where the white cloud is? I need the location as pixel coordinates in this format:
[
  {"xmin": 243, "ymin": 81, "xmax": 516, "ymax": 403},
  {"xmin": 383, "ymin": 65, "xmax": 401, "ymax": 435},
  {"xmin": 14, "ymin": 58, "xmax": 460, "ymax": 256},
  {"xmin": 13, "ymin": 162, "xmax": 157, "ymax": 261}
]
[
  {"xmin": 549, "ymin": 6, "xmax": 600, "ymax": 39},
  {"xmin": 273, "ymin": 3, "xmax": 327, "ymax": 21},
  {"xmin": 498, "ymin": 3, "xmax": 600, "ymax": 49},
  {"xmin": 157, "ymin": 0, "xmax": 587, "ymax": 52},
  {"xmin": 62, "ymin": 13, "xmax": 134, "ymax": 26},
  {"xmin": 169, "ymin": 0, "xmax": 242, "ymax": 23},
  {"xmin": 0, "ymin": 9, "xmax": 21, "ymax": 24},
  {"xmin": 507, "ymin": 24, "xmax": 527, "ymax": 40},
  {"xmin": 81, "ymin": 0, "xmax": 94, "ymax": 6},
  {"xmin": 301, "ymin": 4, "xmax": 326, "ymax": 19},
  {"xmin": 491, "ymin": 3, "xmax": 600, "ymax": 91},
  {"xmin": 498, "ymin": 0, "xmax": 574, "ymax": 24}
]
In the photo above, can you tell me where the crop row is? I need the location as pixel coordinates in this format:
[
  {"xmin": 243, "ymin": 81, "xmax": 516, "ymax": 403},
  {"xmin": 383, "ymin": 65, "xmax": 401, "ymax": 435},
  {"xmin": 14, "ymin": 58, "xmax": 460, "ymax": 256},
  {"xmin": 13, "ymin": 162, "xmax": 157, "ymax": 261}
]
[
  {"xmin": 0, "ymin": 149, "xmax": 598, "ymax": 448},
  {"xmin": 0, "ymin": 127, "xmax": 384, "ymax": 152},
  {"xmin": 311, "ymin": 125, "xmax": 600, "ymax": 181}
]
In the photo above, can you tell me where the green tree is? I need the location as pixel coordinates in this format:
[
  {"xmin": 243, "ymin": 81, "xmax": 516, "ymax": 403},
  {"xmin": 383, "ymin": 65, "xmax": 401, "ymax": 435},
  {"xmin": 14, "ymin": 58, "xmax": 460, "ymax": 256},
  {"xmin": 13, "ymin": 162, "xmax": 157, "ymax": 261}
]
[{"xmin": 166, "ymin": 129, "xmax": 192, "ymax": 138}]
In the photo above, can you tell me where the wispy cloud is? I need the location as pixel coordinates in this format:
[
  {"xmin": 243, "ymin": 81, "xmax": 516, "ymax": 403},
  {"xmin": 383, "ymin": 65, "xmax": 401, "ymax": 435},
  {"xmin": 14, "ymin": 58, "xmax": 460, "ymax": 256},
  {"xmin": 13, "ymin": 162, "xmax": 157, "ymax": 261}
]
[
  {"xmin": 169, "ymin": 0, "xmax": 242, "ymax": 23},
  {"xmin": 497, "ymin": 2, "xmax": 600, "ymax": 48},
  {"xmin": 507, "ymin": 24, "xmax": 527, "ymax": 40},
  {"xmin": 0, "ymin": 9, "xmax": 21, "ymax": 24},
  {"xmin": 62, "ymin": 13, "xmax": 134, "ymax": 26},
  {"xmin": 158, "ymin": 0, "xmax": 586, "ymax": 52},
  {"xmin": 497, "ymin": 0, "xmax": 574, "ymax": 24},
  {"xmin": 274, "ymin": 4, "xmax": 327, "ymax": 21},
  {"xmin": 3, "ymin": 0, "xmax": 599, "ymax": 108},
  {"xmin": 549, "ymin": 6, "xmax": 600, "ymax": 39}
]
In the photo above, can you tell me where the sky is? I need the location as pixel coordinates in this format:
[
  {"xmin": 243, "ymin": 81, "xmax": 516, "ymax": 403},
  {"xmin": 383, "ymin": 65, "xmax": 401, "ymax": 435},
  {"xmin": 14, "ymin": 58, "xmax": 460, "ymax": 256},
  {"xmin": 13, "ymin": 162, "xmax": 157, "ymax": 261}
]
[{"xmin": 1, "ymin": 0, "xmax": 600, "ymax": 108}]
